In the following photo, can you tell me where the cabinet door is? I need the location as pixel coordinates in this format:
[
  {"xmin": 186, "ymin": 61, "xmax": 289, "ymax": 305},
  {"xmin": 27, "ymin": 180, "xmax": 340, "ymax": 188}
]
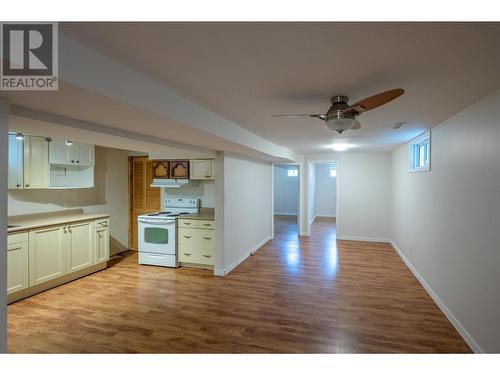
[
  {"xmin": 24, "ymin": 136, "xmax": 49, "ymax": 189},
  {"xmin": 76, "ymin": 144, "xmax": 95, "ymax": 166},
  {"xmin": 152, "ymin": 160, "xmax": 169, "ymax": 179},
  {"xmin": 189, "ymin": 160, "xmax": 208, "ymax": 180},
  {"xmin": 8, "ymin": 134, "xmax": 24, "ymax": 189},
  {"xmin": 96, "ymin": 222, "xmax": 110, "ymax": 263},
  {"xmin": 29, "ymin": 225, "xmax": 66, "ymax": 285},
  {"xmin": 206, "ymin": 159, "xmax": 216, "ymax": 179},
  {"xmin": 49, "ymin": 139, "xmax": 73, "ymax": 165},
  {"xmin": 66, "ymin": 221, "xmax": 95, "ymax": 273},
  {"xmin": 7, "ymin": 241, "xmax": 29, "ymax": 294},
  {"xmin": 169, "ymin": 160, "xmax": 189, "ymax": 179}
]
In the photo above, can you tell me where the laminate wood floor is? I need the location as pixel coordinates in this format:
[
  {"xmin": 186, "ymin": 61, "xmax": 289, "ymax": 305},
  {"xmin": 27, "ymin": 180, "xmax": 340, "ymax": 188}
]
[{"xmin": 7, "ymin": 215, "xmax": 471, "ymax": 353}]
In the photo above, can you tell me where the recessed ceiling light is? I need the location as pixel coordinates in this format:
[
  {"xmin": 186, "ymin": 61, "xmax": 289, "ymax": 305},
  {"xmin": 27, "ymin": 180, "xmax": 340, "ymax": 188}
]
[
  {"xmin": 330, "ymin": 143, "xmax": 349, "ymax": 152},
  {"xmin": 15, "ymin": 133, "xmax": 24, "ymax": 140},
  {"xmin": 392, "ymin": 122, "xmax": 407, "ymax": 129}
]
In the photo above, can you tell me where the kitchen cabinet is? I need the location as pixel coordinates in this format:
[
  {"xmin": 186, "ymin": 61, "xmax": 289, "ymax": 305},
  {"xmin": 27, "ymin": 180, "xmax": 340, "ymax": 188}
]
[
  {"xmin": 49, "ymin": 139, "xmax": 95, "ymax": 167},
  {"xmin": 178, "ymin": 219, "xmax": 215, "ymax": 267},
  {"xmin": 7, "ymin": 233, "xmax": 29, "ymax": 294},
  {"xmin": 29, "ymin": 225, "xmax": 66, "ymax": 285},
  {"xmin": 23, "ymin": 136, "xmax": 49, "ymax": 189},
  {"xmin": 66, "ymin": 221, "xmax": 95, "ymax": 273},
  {"xmin": 8, "ymin": 134, "xmax": 24, "ymax": 189},
  {"xmin": 95, "ymin": 219, "xmax": 110, "ymax": 263},
  {"xmin": 169, "ymin": 160, "xmax": 189, "ymax": 179},
  {"xmin": 152, "ymin": 160, "xmax": 169, "ymax": 179},
  {"xmin": 190, "ymin": 159, "xmax": 215, "ymax": 180}
]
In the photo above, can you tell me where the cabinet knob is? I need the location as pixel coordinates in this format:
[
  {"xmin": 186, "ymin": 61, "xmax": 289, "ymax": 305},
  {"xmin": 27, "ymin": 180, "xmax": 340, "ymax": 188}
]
[
  {"xmin": 71, "ymin": 160, "xmax": 75, "ymax": 163},
  {"xmin": 25, "ymin": 184, "xmax": 29, "ymax": 187},
  {"xmin": 183, "ymin": 253, "xmax": 191, "ymax": 256},
  {"xmin": 203, "ymin": 255, "xmax": 212, "ymax": 258},
  {"xmin": 76, "ymin": 160, "xmax": 80, "ymax": 164},
  {"xmin": 183, "ymin": 235, "xmax": 191, "ymax": 239},
  {"xmin": 203, "ymin": 237, "xmax": 212, "ymax": 240},
  {"xmin": 16, "ymin": 184, "xmax": 20, "ymax": 187}
]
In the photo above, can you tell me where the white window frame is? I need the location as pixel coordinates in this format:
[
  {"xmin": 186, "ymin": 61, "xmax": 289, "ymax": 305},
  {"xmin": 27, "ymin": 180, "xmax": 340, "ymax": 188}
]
[{"xmin": 408, "ymin": 131, "xmax": 431, "ymax": 172}]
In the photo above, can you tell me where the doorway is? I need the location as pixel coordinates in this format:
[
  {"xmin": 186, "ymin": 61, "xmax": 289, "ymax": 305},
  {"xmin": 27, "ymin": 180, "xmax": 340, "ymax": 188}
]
[
  {"xmin": 273, "ymin": 164, "xmax": 300, "ymax": 237},
  {"xmin": 307, "ymin": 162, "xmax": 338, "ymax": 236}
]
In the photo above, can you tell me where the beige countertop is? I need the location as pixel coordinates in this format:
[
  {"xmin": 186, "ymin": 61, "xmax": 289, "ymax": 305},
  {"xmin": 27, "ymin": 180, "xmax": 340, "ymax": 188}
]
[
  {"xmin": 8, "ymin": 209, "xmax": 111, "ymax": 233},
  {"xmin": 180, "ymin": 208, "xmax": 215, "ymax": 221}
]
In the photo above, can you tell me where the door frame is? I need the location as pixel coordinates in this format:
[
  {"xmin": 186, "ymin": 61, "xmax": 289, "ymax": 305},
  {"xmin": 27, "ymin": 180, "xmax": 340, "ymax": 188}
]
[{"xmin": 271, "ymin": 163, "xmax": 302, "ymax": 237}]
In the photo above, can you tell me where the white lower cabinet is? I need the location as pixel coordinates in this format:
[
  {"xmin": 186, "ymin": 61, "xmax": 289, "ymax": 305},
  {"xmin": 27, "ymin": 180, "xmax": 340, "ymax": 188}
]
[
  {"xmin": 178, "ymin": 219, "xmax": 215, "ymax": 267},
  {"xmin": 95, "ymin": 219, "xmax": 110, "ymax": 263},
  {"xmin": 66, "ymin": 221, "xmax": 95, "ymax": 273},
  {"xmin": 7, "ymin": 234, "xmax": 29, "ymax": 294},
  {"xmin": 8, "ymin": 217, "xmax": 110, "ymax": 299},
  {"xmin": 29, "ymin": 225, "xmax": 66, "ymax": 286}
]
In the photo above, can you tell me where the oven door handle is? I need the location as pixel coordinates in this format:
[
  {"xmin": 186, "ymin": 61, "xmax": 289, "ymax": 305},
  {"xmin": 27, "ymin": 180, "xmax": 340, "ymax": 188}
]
[{"xmin": 138, "ymin": 219, "xmax": 176, "ymax": 225}]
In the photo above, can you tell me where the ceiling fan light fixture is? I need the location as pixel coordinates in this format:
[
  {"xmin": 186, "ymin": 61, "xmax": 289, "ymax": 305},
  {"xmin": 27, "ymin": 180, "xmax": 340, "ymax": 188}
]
[{"xmin": 325, "ymin": 117, "xmax": 357, "ymax": 134}]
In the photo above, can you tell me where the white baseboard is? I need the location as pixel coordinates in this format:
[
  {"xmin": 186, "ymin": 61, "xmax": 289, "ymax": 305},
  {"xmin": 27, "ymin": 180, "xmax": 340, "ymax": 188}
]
[
  {"xmin": 315, "ymin": 214, "xmax": 336, "ymax": 218},
  {"xmin": 214, "ymin": 236, "xmax": 272, "ymax": 277},
  {"xmin": 274, "ymin": 212, "xmax": 298, "ymax": 216},
  {"xmin": 308, "ymin": 215, "xmax": 316, "ymax": 227},
  {"xmin": 336, "ymin": 235, "xmax": 391, "ymax": 243},
  {"xmin": 391, "ymin": 240, "xmax": 483, "ymax": 353}
]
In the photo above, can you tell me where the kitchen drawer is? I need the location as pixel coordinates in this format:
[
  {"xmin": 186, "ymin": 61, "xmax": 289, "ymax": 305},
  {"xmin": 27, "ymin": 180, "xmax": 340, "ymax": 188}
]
[
  {"xmin": 179, "ymin": 228, "xmax": 198, "ymax": 244},
  {"xmin": 199, "ymin": 229, "xmax": 215, "ymax": 248},
  {"xmin": 178, "ymin": 219, "xmax": 197, "ymax": 228},
  {"xmin": 199, "ymin": 248, "xmax": 214, "ymax": 265},
  {"xmin": 8, "ymin": 231, "xmax": 29, "ymax": 245},
  {"xmin": 178, "ymin": 247, "xmax": 201, "ymax": 264},
  {"xmin": 96, "ymin": 218, "xmax": 110, "ymax": 228},
  {"xmin": 197, "ymin": 220, "xmax": 215, "ymax": 230}
]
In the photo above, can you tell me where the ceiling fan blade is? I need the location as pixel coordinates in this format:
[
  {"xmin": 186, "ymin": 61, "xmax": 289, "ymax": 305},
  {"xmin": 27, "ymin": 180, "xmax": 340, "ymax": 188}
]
[
  {"xmin": 272, "ymin": 114, "xmax": 326, "ymax": 120},
  {"xmin": 351, "ymin": 120, "xmax": 361, "ymax": 129},
  {"xmin": 351, "ymin": 88, "xmax": 404, "ymax": 112}
]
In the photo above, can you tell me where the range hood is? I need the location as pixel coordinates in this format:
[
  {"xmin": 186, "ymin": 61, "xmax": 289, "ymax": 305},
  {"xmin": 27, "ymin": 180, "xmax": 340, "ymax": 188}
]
[{"xmin": 151, "ymin": 179, "xmax": 190, "ymax": 188}]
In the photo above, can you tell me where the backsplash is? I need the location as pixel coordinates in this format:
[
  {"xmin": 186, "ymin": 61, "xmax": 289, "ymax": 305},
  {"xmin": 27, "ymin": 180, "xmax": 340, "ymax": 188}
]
[{"xmin": 162, "ymin": 179, "xmax": 215, "ymax": 208}]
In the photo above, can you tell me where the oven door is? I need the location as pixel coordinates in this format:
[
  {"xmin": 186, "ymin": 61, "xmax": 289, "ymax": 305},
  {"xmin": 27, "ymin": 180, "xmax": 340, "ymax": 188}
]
[{"xmin": 138, "ymin": 219, "xmax": 176, "ymax": 255}]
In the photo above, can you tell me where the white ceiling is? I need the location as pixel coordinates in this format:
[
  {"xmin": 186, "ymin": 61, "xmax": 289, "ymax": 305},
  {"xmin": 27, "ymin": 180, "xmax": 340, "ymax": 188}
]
[{"xmin": 59, "ymin": 22, "xmax": 500, "ymax": 154}]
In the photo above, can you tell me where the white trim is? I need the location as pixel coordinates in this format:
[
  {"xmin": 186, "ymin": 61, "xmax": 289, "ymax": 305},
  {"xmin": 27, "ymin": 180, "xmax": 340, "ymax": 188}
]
[
  {"xmin": 274, "ymin": 212, "xmax": 299, "ymax": 216},
  {"xmin": 214, "ymin": 236, "xmax": 272, "ymax": 276},
  {"xmin": 336, "ymin": 236, "xmax": 391, "ymax": 243},
  {"xmin": 391, "ymin": 240, "xmax": 483, "ymax": 353},
  {"xmin": 314, "ymin": 214, "xmax": 336, "ymax": 218},
  {"xmin": 308, "ymin": 215, "xmax": 317, "ymax": 227}
]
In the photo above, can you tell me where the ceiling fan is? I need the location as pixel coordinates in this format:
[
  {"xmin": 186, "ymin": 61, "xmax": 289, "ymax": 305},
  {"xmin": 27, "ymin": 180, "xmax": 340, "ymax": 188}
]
[{"xmin": 272, "ymin": 88, "xmax": 405, "ymax": 134}]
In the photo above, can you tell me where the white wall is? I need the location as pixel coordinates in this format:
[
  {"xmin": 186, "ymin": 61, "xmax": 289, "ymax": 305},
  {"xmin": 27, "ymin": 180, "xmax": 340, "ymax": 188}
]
[
  {"xmin": 273, "ymin": 165, "xmax": 299, "ymax": 215},
  {"xmin": 162, "ymin": 180, "xmax": 215, "ymax": 208},
  {"xmin": 215, "ymin": 153, "xmax": 272, "ymax": 275},
  {"xmin": 314, "ymin": 163, "xmax": 337, "ymax": 217},
  {"xmin": 0, "ymin": 99, "xmax": 9, "ymax": 353},
  {"xmin": 391, "ymin": 90, "xmax": 500, "ymax": 353},
  {"xmin": 8, "ymin": 146, "xmax": 130, "ymax": 255},
  {"xmin": 306, "ymin": 153, "xmax": 391, "ymax": 241}
]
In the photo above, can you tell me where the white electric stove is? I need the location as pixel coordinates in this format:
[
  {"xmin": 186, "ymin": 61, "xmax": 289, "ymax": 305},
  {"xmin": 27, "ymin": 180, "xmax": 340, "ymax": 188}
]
[{"xmin": 138, "ymin": 198, "xmax": 200, "ymax": 267}]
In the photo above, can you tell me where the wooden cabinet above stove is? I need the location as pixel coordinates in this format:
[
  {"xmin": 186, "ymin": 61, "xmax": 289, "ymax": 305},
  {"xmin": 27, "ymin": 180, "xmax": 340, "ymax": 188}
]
[{"xmin": 152, "ymin": 160, "xmax": 190, "ymax": 179}]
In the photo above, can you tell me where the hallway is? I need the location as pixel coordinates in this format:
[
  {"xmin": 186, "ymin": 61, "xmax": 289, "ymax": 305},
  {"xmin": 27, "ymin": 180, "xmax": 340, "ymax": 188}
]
[{"xmin": 7, "ymin": 216, "xmax": 470, "ymax": 353}]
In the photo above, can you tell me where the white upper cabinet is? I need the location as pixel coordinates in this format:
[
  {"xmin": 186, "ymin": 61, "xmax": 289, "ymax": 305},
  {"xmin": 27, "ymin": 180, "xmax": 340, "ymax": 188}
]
[
  {"xmin": 190, "ymin": 159, "xmax": 215, "ymax": 180},
  {"xmin": 8, "ymin": 134, "xmax": 24, "ymax": 189},
  {"xmin": 23, "ymin": 136, "xmax": 49, "ymax": 189},
  {"xmin": 49, "ymin": 139, "xmax": 95, "ymax": 167}
]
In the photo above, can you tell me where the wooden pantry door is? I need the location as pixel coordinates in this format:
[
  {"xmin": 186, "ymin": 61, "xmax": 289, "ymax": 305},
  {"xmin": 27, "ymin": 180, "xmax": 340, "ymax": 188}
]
[{"xmin": 129, "ymin": 156, "xmax": 161, "ymax": 250}]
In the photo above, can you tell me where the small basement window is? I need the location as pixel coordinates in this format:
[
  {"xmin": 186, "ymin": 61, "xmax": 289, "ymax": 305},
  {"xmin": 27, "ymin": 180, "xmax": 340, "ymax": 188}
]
[
  {"xmin": 287, "ymin": 169, "xmax": 298, "ymax": 177},
  {"xmin": 409, "ymin": 131, "xmax": 431, "ymax": 172}
]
